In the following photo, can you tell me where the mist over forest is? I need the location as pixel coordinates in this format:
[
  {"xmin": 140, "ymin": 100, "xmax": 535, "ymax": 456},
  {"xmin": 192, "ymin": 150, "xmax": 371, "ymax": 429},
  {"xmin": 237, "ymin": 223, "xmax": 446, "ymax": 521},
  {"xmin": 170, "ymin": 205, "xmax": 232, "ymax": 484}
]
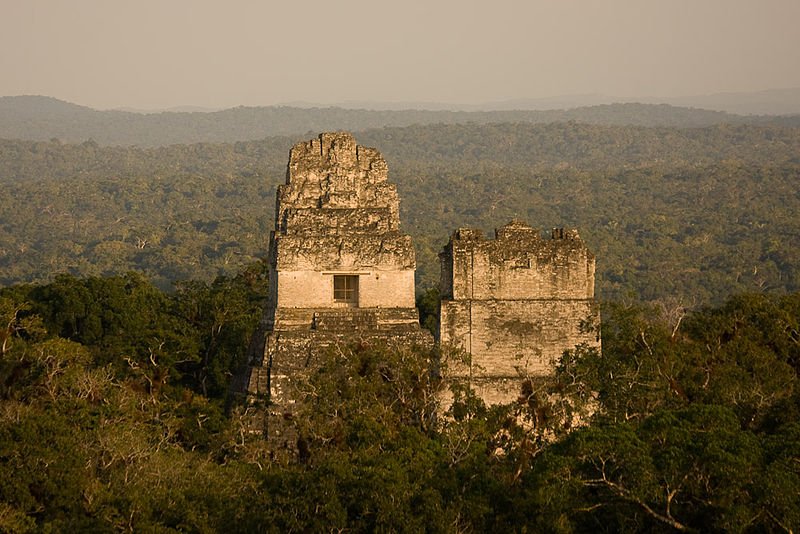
[{"xmin": 2, "ymin": 94, "xmax": 799, "ymax": 147}]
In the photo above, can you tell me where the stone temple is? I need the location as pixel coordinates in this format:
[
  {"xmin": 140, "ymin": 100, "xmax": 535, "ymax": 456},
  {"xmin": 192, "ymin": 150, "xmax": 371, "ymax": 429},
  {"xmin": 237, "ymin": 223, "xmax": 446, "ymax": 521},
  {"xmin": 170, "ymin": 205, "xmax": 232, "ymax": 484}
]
[
  {"xmin": 237, "ymin": 132, "xmax": 431, "ymax": 438},
  {"xmin": 439, "ymin": 222, "xmax": 601, "ymax": 405},
  {"xmin": 235, "ymin": 132, "xmax": 601, "ymax": 436}
]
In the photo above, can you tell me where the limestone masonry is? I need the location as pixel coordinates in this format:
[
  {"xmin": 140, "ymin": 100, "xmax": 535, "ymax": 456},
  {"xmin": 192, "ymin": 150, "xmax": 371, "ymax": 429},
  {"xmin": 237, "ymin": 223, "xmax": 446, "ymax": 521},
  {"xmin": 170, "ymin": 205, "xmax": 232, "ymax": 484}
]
[
  {"xmin": 439, "ymin": 222, "xmax": 601, "ymax": 405},
  {"xmin": 235, "ymin": 132, "xmax": 600, "ymax": 433},
  {"xmin": 236, "ymin": 132, "xmax": 431, "ymax": 441}
]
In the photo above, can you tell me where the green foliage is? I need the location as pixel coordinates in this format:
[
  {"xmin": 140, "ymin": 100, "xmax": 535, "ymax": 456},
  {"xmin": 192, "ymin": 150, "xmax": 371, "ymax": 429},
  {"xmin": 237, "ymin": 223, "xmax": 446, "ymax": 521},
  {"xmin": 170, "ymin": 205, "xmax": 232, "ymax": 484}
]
[
  {"xmin": 295, "ymin": 342, "xmax": 442, "ymax": 452},
  {"xmin": 509, "ymin": 293, "xmax": 800, "ymax": 531},
  {"xmin": 1, "ymin": 265, "xmax": 266, "ymax": 401},
  {"xmin": 26, "ymin": 273, "xmax": 198, "ymax": 394},
  {"xmin": 2, "ymin": 121, "xmax": 800, "ymax": 305},
  {"xmin": 172, "ymin": 260, "xmax": 268, "ymax": 398},
  {"xmin": 1, "ymin": 267, "xmax": 799, "ymax": 530},
  {"xmin": 1, "ymin": 105, "xmax": 798, "ymax": 529},
  {"xmin": 0, "ymin": 268, "xmax": 267, "ymax": 531},
  {"xmin": 416, "ymin": 286, "xmax": 440, "ymax": 336},
  {"xmin": 525, "ymin": 406, "xmax": 756, "ymax": 531}
]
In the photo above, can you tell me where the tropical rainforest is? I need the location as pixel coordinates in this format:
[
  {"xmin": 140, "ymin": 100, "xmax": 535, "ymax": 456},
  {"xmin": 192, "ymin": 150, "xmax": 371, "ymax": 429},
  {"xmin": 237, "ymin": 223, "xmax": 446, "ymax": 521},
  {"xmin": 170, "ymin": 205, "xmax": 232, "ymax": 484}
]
[
  {"xmin": 1, "ymin": 99, "xmax": 799, "ymax": 532},
  {"xmin": 2, "ymin": 119, "xmax": 799, "ymax": 303}
]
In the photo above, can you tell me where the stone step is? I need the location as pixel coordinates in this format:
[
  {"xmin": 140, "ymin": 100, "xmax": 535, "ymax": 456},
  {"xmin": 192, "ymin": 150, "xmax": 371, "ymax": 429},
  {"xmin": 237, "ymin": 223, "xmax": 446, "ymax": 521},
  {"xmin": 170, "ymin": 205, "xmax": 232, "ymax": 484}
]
[
  {"xmin": 272, "ymin": 307, "xmax": 422, "ymax": 331},
  {"xmin": 312, "ymin": 310, "xmax": 378, "ymax": 331}
]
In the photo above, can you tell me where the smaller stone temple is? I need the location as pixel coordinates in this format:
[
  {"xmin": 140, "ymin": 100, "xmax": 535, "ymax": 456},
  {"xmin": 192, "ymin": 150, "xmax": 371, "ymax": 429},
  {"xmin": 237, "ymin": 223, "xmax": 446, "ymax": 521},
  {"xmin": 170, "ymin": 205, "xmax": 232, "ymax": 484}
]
[
  {"xmin": 237, "ymin": 132, "xmax": 431, "ymax": 439},
  {"xmin": 439, "ymin": 221, "xmax": 600, "ymax": 405}
]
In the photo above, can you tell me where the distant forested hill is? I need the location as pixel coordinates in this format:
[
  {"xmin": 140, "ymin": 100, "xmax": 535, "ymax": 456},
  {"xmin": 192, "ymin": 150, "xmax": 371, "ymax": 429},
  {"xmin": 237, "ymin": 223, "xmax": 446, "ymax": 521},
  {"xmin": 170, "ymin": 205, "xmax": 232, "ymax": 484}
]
[
  {"xmin": 2, "ymin": 95, "xmax": 799, "ymax": 147},
  {"xmin": 1, "ymin": 121, "xmax": 799, "ymax": 304}
]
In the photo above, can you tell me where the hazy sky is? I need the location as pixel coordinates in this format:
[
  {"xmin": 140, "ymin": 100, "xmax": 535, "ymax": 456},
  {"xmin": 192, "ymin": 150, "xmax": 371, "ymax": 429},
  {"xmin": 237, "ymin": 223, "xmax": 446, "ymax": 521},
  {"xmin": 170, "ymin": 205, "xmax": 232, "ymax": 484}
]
[{"xmin": 2, "ymin": 0, "xmax": 799, "ymax": 109}]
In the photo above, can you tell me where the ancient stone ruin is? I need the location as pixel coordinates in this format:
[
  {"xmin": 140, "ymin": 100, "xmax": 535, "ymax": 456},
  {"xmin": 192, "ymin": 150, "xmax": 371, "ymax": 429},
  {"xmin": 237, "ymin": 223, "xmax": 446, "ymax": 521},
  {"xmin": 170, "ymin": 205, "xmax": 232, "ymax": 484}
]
[
  {"xmin": 439, "ymin": 221, "xmax": 601, "ymax": 405},
  {"xmin": 236, "ymin": 132, "xmax": 431, "ymax": 440},
  {"xmin": 235, "ymin": 132, "xmax": 600, "ymax": 435}
]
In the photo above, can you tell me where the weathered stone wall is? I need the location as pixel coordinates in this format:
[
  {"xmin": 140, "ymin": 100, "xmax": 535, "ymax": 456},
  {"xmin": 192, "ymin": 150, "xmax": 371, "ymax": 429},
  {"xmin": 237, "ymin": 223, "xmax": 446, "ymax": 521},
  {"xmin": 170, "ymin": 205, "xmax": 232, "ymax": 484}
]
[
  {"xmin": 276, "ymin": 132, "xmax": 400, "ymax": 233},
  {"xmin": 440, "ymin": 299, "xmax": 599, "ymax": 376},
  {"xmin": 441, "ymin": 222, "xmax": 595, "ymax": 301},
  {"xmin": 234, "ymin": 132, "xmax": 432, "ymax": 440},
  {"xmin": 268, "ymin": 132, "xmax": 416, "ymax": 311},
  {"xmin": 271, "ymin": 234, "xmax": 415, "ymax": 271},
  {"xmin": 234, "ymin": 132, "xmax": 602, "ymax": 434},
  {"xmin": 439, "ymin": 220, "xmax": 600, "ymax": 406},
  {"xmin": 276, "ymin": 270, "xmax": 415, "ymax": 309}
]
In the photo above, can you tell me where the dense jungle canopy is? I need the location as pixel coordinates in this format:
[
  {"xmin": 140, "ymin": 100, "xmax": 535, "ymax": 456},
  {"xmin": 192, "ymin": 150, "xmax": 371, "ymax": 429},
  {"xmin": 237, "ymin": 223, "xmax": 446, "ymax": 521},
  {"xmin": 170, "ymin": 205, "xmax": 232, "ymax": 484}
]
[
  {"xmin": 1, "ymin": 101, "xmax": 799, "ymax": 531},
  {"xmin": 1, "ymin": 119, "xmax": 799, "ymax": 304}
]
